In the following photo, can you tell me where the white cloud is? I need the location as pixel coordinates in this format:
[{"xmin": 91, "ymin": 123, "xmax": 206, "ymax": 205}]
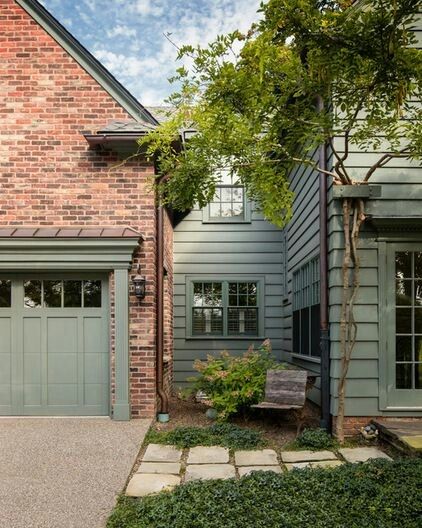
[
  {"xmin": 107, "ymin": 25, "xmax": 137, "ymax": 38},
  {"xmin": 42, "ymin": 0, "xmax": 262, "ymax": 105},
  {"xmin": 131, "ymin": 0, "xmax": 165, "ymax": 17}
]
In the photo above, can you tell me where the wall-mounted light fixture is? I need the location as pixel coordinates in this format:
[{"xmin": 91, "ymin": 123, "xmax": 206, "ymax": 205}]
[{"xmin": 132, "ymin": 266, "xmax": 146, "ymax": 300}]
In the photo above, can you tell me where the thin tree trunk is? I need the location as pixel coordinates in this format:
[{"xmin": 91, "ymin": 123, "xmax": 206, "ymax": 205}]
[
  {"xmin": 336, "ymin": 198, "xmax": 352, "ymax": 442},
  {"xmin": 336, "ymin": 198, "xmax": 366, "ymax": 442}
]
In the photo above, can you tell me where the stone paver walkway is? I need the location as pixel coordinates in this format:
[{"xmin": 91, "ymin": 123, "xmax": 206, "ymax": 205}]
[{"xmin": 126, "ymin": 444, "xmax": 392, "ymax": 497}]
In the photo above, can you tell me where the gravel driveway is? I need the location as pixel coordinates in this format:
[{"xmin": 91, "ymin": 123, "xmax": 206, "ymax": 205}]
[{"xmin": 0, "ymin": 417, "xmax": 150, "ymax": 528}]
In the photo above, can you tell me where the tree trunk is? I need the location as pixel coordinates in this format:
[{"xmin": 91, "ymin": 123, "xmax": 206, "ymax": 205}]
[{"xmin": 336, "ymin": 198, "xmax": 365, "ymax": 443}]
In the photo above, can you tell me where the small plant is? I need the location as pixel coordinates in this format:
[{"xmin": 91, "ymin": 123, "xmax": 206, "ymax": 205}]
[
  {"xmin": 145, "ymin": 423, "xmax": 264, "ymax": 450},
  {"xmin": 189, "ymin": 339, "xmax": 284, "ymax": 420},
  {"xmin": 295, "ymin": 428, "xmax": 337, "ymax": 450},
  {"xmin": 108, "ymin": 459, "xmax": 422, "ymax": 528}
]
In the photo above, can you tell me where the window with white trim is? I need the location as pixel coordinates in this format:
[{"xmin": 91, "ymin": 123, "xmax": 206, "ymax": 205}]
[
  {"xmin": 292, "ymin": 257, "xmax": 320, "ymax": 357},
  {"xmin": 203, "ymin": 169, "xmax": 250, "ymax": 223}
]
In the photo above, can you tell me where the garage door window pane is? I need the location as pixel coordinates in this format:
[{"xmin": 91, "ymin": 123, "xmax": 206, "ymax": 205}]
[
  {"xmin": 44, "ymin": 280, "xmax": 62, "ymax": 307},
  {"xmin": 24, "ymin": 280, "xmax": 42, "ymax": 308},
  {"xmin": 84, "ymin": 280, "xmax": 101, "ymax": 308},
  {"xmin": 64, "ymin": 281, "xmax": 82, "ymax": 307},
  {"xmin": 0, "ymin": 280, "xmax": 11, "ymax": 307}
]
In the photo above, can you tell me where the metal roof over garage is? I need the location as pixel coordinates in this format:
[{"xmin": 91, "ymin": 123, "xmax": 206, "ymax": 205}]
[{"xmin": 0, "ymin": 226, "xmax": 143, "ymax": 239}]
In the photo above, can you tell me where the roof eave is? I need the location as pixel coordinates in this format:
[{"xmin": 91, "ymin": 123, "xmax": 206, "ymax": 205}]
[{"xmin": 83, "ymin": 132, "xmax": 148, "ymax": 150}]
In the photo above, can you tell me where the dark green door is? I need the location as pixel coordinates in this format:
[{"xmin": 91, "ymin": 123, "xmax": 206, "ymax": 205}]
[
  {"xmin": 0, "ymin": 274, "xmax": 109, "ymax": 416},
  {"xmin": 385, "ymin": 245, "xmax": 422, "ymax": 409}
]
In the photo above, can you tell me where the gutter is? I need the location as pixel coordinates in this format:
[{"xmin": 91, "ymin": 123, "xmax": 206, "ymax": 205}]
[
  {"xmin": 156, "ymin": 174, "xmax": 170, "ymax": 422},
  {"xmin": 84, "ymin": 133, "xmax": 148, "ymax": 148},
  {"xmin": 317, "ymin": 96, "xmax": 332, "ymax": 432}
]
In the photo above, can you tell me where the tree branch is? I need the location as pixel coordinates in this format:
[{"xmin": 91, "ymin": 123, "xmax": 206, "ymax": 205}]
[
  {"xmin": 363, "ymin": 149, "xmax": 410, "ymax": 182},
  {"xmin": 328, "ymin": 137, "xmax": 351, "ymax": 184}
]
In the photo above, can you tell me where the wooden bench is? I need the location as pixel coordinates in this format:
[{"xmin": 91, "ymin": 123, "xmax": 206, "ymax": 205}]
[{"xmin": 251, "ymin": 369, "xmax": 317, "ymax": 434}]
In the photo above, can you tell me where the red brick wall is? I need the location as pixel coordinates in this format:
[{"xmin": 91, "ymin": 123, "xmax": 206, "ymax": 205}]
[
  {"xmin": 0, "ymin": 0, "xmax": 170, "ymax": 418},
  {"xmin": 333, "ymin": 416, "xmax": 422, "ymax": 437}
]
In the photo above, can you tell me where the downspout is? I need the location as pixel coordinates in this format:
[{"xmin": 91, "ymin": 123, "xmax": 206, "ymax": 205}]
[
  {"xmin": 317, "ymin": 95, "xmax": 331, "ymax": 432},
  {"xmin": 156, "ymin": 175, "xmax": 170, "ymax": 422}
]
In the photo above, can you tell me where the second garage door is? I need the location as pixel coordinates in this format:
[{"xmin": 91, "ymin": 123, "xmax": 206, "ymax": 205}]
[{"xmin": 0, "ymin": 274, "xmax": 109, "ymax": 416}]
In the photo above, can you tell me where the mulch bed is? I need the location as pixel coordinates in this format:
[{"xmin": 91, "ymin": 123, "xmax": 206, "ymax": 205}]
[{"xmin": 151, "ymin": 395, "xmax": 321, "ymax": 450}]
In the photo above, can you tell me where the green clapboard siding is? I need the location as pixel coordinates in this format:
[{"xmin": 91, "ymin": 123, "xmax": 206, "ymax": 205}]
[
  {"xmin": 281, "ymin": 146, "xmax": 323, "ymax": 406},
  {"xmin": 327, "ymin": 15, "xmax": 422, "ymax": 417},
  {"xmin": 173, "ymin": 201, "xmax": 284, "ymax": 385}
]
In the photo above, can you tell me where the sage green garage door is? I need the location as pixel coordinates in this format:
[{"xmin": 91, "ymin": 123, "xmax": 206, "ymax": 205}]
[{"xmin": 0, "ymin": 275, "xmax": 109, "ymax": 416}]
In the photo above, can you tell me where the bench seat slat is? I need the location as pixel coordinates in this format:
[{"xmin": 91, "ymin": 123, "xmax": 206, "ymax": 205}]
[{"xmin": 251, "ymin": 402, "xmax": 303, "ymax": 410}]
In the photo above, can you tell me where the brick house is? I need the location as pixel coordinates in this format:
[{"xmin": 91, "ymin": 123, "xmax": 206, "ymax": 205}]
[
  {"xmin": 0, "ymin": 0, "xmax": 173, "ymax": 420},
  {"xmin": 2, "ymin": 0, "xmax": 421, "ymax": 435}
]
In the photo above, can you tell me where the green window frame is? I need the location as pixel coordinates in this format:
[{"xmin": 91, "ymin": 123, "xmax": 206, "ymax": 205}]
[
  {"xmin": 292, "ymin": 257, "xmax": 320, "ymax": 358},
  {"xmin": 186, "ymin": 277, "xmax": 265, "ymax": 339},
  {"xmin": 202, "ymin": 170, "xmax": 251, "ymax": 224}
]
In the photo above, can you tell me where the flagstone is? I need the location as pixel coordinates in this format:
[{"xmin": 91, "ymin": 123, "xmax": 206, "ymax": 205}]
[
  {"xmin": 338, "ymin": 447, "xmax": 392, "ymax": 463},
  {"xmin": 137, "ymin": 462, "xmax": 181, "ymax": 475},
  {"xmin": 235, "ymin": 449, "xmax": 278, "ymax": 466},
  {"xmin": 185, "ymin": 464, "xmax": 236, "ymax": 481},
  {"xmin": 281, "ymin": 450, "xmax": 337, "ymax": 463},
  {"xmin": 126, "ymin": 474, "xmax": 181, "ymax": 497},
  {"xmin": 187, "ymin": 446, "xmax": 229, "ymax": 464},
  {"xmin": 142, "ymin": 444, "xmax": 182, "ymax": 463}
]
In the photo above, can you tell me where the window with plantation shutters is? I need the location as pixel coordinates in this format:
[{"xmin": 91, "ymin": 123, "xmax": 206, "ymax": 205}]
[{"xmin": 190, "ymin": 279, "xmax": 262, "ymax": 337}]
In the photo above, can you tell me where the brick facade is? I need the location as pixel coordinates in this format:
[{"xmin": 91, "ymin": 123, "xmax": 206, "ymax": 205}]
[
  {"xmin": 0, "ymin": 0, "xmax": 173, "ymax": 418},
  {"xmin": 332, "ymin": 416, "xmax": 422, "ymax": 438}
]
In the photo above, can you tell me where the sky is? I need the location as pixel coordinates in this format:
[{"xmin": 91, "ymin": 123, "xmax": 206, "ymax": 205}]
[{"xmin": 39, "ymin": 0, "xmax": 262, "ymax": 106}]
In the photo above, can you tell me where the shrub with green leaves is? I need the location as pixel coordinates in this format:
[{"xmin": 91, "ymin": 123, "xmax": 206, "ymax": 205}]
[
  {"xmin": 145, "ymin": 423, "xmax": 264, "ymax": 450},
  {"xmin": 295, "ymin": 428, "xmax": 338, "ymax": 450},
  {"xmin": 108, "ymin": 459, "xmax": 422, "ymax": 528},
  {"xmin": 189, "ymin": 340, "xmax": 284, "ymax": 420}
]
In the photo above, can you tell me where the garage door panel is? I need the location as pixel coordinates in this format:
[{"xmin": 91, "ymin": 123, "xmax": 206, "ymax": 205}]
[
  {"xmin": 0, "ymin": 317, "xmax": 12, "ymax": 411},
  {"xmin": 0, "ymin": 385, "xmax": 12, "ymax": 408},
  {"xmin": 84, "ymin": 318, "xmax": 104, "ymax": 353},
  {"xmin": 84, "ymin": 383, "xmax": 108, "ymax": 406},
  {"xmin": 0, "ymin": 317, "xmax": 11, "ymax": 354},
  {"xmin": 0, "ymin": 354, "xmax": 11, "ymax": 385},
  {"xmin": 23, "ymin": 318, "xmax": 41, "ymax": 354},
  {"xmin": 23, "ymin": 318, "xmax": 42, "ymax": 389},
  {"xmin": 84, "ymin": 353, "xmax": 108, "ymax": 384},
  {"xmin": 23, "ymin": 353, "xmax": 42, "ymax": 385},
  {"xmin": 48, "ymin": 354, "xmax": 78, "ymax": 384},
  {"xmin": 48, "ymin": 384, "xmax": 78, "ymax": 406},
  {"xmin": 47, "ymin": 318, "xmax": 78, "ymax": 353},
  {"xmin": 23, "ymin": 384, "xmax": 42, "ymax": 406}
]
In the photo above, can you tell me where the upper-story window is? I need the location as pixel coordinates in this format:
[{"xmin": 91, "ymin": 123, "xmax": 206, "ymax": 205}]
[{"xmin": 203, "ymin": 169, "xmax": 251, "ymax": 223}]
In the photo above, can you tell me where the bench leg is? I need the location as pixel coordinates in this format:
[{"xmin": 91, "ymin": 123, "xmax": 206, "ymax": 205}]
[{"xmin": 295, "ymin": 406, "xmax": 307, "ymax": 437}]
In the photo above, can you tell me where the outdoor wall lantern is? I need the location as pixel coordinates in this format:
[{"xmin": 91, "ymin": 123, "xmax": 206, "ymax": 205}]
[{"xmin": 132, "ymin": 266, "xmax": 146, "ymax": 300}]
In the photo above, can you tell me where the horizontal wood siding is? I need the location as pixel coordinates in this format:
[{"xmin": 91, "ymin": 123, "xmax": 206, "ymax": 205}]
[
  {"xmin": 328, "ymin": 16, "xmax": 422, "ymax": 416},
  {"xmin": 282, "ymin": 146, "xmax": 323, "ymax": 405},
  {"xmin": 173, "ymin": 205, "xmax": 284, "ymax": 385}
]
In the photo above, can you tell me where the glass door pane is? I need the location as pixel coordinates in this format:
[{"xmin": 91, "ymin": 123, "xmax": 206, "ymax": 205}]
[{"xmin": 394, "ymin": 252, "xmax": 422, "ymax": 390}]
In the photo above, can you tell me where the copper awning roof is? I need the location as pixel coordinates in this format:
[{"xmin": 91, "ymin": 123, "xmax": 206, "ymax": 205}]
[{"xmin": 0, "ymin": 226, "xmax": 143, "ymax": 239}]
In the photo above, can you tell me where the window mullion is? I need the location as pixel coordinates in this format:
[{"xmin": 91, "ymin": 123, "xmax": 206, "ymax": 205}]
[{"xmin": 222, "ymin": 281, "xmax": 228, "ymax": 337}]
